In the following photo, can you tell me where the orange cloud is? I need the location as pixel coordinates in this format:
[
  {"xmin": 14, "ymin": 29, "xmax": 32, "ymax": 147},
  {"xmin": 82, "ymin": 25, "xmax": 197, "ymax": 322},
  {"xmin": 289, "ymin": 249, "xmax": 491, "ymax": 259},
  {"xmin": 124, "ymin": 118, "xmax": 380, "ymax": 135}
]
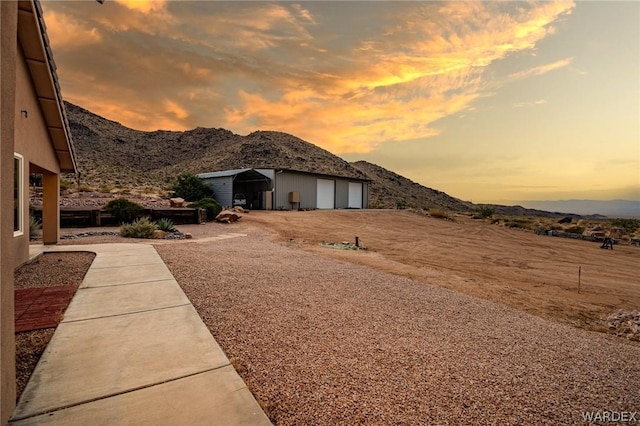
[
  {"xmin": 163, "ymin": 99, "xmax": 189, "ymax": 120},
  {"xmin": 44, "ymin": 10, "xmax": 102, "ymax": 48},
  {"xmin": 114, "ymin": 0, "xmax": 167, "ymax": 14},
  {"xmin": 222, "ymin": 2, "xmax": 575, "ymax": 153},
  {"xmin": 508, "ymin": 58, "xmax": 574, "ymax": 81},
  {"xmin": 44, "ymin": 1, "xmax": 576, "ymax": 154}
]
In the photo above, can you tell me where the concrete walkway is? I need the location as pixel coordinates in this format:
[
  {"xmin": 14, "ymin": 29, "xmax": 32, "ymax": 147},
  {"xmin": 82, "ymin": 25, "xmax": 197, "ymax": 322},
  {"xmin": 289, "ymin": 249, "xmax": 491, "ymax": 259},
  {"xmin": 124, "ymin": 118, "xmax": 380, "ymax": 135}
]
[{"xmin": 11, "ymin": 244, "xmax": 271, "ymax": 425}]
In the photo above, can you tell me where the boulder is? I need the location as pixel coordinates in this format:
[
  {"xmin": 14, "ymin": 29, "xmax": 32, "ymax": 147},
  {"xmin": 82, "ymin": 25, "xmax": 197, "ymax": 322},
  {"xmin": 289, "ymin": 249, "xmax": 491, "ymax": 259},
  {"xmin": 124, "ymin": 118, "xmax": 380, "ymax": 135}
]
[
  {"xmin": 185, "ymin": 233, "xmax": 192, "ymax": 239},
  {"xmin": 216, "ymin": 209, "xmax": 242, "ymax": 223},
  {"xmin": 169, "ymin": 197, "xmax": 185, "ymax": 208}
]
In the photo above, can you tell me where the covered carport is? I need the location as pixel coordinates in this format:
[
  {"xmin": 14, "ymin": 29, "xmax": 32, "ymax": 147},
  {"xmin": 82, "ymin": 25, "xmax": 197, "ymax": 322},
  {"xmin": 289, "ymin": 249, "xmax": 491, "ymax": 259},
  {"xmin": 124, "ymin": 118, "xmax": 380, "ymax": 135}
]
[{"xmin": 198, "ymin": 169, "xmax": 272, "ymax": 209}]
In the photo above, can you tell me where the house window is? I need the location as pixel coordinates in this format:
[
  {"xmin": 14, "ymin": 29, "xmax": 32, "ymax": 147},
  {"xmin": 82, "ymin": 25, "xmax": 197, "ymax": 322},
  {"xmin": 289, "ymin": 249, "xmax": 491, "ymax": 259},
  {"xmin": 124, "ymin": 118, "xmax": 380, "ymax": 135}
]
[{"xmin": 14, "ymin": 153, "xmax": 24, "ymax": 236}]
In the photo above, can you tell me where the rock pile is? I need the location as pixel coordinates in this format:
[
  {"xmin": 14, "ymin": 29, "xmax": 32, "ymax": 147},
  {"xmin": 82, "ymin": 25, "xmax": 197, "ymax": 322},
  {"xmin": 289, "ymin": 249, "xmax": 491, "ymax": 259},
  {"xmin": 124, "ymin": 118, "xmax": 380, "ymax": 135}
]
[
  {"xmin": 216, "ymin": 209, "xmax": 242, "ymax": 223},
  {"xmin": 61, "ymin": 231, "xmax": 119, "ymax": 240},
  {"xmin": 606, "ymin": 310, "xmax": 640, "ymax": 340}
]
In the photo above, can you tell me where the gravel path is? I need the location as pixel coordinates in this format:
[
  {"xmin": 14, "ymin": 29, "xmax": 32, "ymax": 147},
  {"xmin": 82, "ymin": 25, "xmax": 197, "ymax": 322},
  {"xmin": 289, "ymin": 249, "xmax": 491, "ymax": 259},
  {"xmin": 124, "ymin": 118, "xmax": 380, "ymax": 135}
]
[{"xmin": 155, "ymin": 225, "xmax": 640, "ymax": 425}]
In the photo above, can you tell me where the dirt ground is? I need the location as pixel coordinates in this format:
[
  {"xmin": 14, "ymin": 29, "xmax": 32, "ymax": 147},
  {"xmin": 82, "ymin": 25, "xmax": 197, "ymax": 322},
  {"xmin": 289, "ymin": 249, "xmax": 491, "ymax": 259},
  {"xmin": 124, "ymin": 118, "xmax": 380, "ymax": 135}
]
[
  {"xmin": 242, "ymin": 210, "xmax": 640, "ymax": 335},
  {"xmin": 54, "ymin": 209, "xmax": 639, "ymax": 336}
]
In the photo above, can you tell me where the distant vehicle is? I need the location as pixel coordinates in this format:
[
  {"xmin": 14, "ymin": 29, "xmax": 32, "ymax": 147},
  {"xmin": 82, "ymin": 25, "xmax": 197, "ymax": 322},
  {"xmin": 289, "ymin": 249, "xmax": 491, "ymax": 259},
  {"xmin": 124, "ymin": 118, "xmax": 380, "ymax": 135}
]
[{"xmin": 233, "ymin": 193, "xmax": 247, "ymax": 207}]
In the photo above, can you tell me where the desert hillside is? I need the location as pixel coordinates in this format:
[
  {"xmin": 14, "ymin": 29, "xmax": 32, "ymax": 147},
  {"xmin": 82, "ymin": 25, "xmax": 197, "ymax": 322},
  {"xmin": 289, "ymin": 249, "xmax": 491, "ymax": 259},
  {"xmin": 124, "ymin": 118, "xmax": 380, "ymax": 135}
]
[
  {"xmin": 64, "ymin": 102, "xmax": 607, "ymax": 216},
  {"xmin": 64, "ymin": 102, "xmax": 475, "ymax": 211}
]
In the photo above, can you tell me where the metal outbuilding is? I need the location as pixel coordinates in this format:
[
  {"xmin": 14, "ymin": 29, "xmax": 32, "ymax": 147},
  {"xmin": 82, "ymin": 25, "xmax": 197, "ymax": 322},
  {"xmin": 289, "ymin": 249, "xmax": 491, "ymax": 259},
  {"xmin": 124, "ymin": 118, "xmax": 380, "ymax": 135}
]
[{"xmin": 197, "ymin": 168, "xmax": 369, "ymax": 210}]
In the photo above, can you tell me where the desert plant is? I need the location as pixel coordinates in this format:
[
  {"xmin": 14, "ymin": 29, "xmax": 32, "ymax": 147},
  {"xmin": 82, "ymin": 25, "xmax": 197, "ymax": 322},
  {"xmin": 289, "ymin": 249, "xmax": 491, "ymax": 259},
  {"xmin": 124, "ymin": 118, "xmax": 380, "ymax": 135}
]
[
  {"xmin": 120, "ymin": 217, "xmax": 158, "ymax": 238},
  {"xmin": 187, "ymin": 197, "xmax": 222, "ymax": 221},
  {"xmin": 428, "ymin": 208, "xmax": 451, "ymax": 220},
  {"xmin": 29, "ymin": 215, "xmax": 41, "ymax": 240},
  {"xmin": 59, "ymin": 177, "xmax": 72, "ymax": 191},
  {"xmin": 565, "ymin": 226, "xmax": 586, "ymax": 235},
  {"xmin": 171, "ymin": 173, "xmax": 212, "ymax": 201},
  {"xmin": 610, "ymin": 218, "xmax": 640, "ymax": 235},
  {"xmin": 104, "ymin": 198, "xmax": 144, "ymax": 224},
  {"xmin": 156, "ymin": 217, "xmax": 176, "ymax": 232},
  {"xmin": 478, "ymin": 205, "xmax": 495, "ymax": 219},
  {"xmin": 98, "ymin": 184, "xmax": 113, "ymax": 193}
]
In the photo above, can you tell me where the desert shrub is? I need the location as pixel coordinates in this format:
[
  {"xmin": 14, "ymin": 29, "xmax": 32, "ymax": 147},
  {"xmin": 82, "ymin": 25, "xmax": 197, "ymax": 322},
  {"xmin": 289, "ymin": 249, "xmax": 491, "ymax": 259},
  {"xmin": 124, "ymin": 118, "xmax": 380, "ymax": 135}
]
[
  {"xmin": 478, "ymin": 205, "xmax": 495, "ymax": 218},
  {"xmin": 77, "ymin": 184, "xmax": 94, "ymax": 192},
  {"xmin": 59, "ymin": 178, "xmax": 72, "ymax": 191},
  {"xmin": 120, "ymin": 217, "xmax": 158, "ymax": 238},
  {"xmin": 610, "ymin": 218, "xmax": 640, "ymax": 235},
  {"xmin": 156, "ymin": 217, "xmax": 176, "ymax": 232},
  {"xmin": 505, "ymin": 219, "xmax": 532, "ymax": 229},
  {"xmin": 98, "ymin": 184, "xmax": 112, "ymax": 193},
  {"xmin": 104, "ymin": 198, "xmax": 145, "ymax": 224},
  {"xmin": 29, "ymin": 215, "xmax": 41, "ymax": 241},
  {"xmin": 171, "ymin": 173, "xmax": 212, "ymax": 201},
  {"xmin": 565, "ymin": 226, "xmax": 586, "ymax": 235},
  {"xmin": 187, "ymin": 197, "xmax": 222, "ymax": 221},
  {"xmin": 428, "ymin": 208, "xmax": 452, "ymax": 220}
]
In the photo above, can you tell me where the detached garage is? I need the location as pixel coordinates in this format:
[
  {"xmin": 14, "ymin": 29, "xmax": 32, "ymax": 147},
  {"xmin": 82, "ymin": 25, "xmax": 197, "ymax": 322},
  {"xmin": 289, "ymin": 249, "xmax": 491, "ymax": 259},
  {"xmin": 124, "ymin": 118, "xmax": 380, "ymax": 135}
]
[{"xmin": 198, "ymin": 168, "xmax": 369, "ymax": 210}]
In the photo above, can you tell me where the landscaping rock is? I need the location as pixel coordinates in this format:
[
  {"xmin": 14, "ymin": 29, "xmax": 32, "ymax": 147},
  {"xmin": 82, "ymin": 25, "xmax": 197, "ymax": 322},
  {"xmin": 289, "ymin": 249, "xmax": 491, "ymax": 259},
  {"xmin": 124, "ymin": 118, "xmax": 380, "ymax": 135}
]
[
  {"xmin": 215, "ymin": 209, "xmax": 242, "ymax": 223},
  {"xmin": 606, "ymin": 310, "xmax": 640, "ymax": 340},
  {"xmin": 153, "ymin": 230, "xmax": 168, "ymax": 239},
  {"xmin": 169, "ymin": 197, "xmax": 185, "ymax": 208},
  {"xmin": 185, "ymin": 233, "xmax": 192, "ymax": 239}
]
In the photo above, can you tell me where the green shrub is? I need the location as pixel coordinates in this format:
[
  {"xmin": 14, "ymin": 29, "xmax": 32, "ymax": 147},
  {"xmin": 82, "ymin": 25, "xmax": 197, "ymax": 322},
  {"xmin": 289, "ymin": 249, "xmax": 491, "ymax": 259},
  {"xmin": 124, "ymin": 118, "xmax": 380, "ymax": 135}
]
[
  {"xmin": 187, "ymin": 197, "xmax": 222, "ymax": 221},
  {"xmin": 478, "ymin": 205, "xmax": 495, "ymax": 218},
  {"xmin": 120, "ymin": 217, "xmax": 158, "ymax": 238},
  {"xmin": 156, "ymin": 217, "xmax": 176, "ymax": 232},
  {"xmin": 104, "ymin": 198, "xmax": 145, "ymax": 224},
  {"xmin": 171, "ymin": 173, "xmax": 212, "ymax": 201},
  {"xmin": 565, "ymin": 226, "xmax": 585, "ymax": 235}
]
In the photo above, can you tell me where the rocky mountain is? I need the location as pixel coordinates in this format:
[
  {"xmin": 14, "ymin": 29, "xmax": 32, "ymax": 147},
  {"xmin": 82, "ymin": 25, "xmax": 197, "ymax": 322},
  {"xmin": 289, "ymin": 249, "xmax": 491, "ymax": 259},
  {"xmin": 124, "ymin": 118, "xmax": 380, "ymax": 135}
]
[
  {"xmin": 350, "ymin": 161, "xmax": 474, "ymax": 211},
  {"xmin": 64, "ymin": 101, "xmax": 599, "ymax": 216},
  {"xmin": 65, "ymin": 101, "xmax": 475, "ymax": 211},
  {"xmin": 66, "ymin": 102, "xmax": 366, "ymax": 188}
]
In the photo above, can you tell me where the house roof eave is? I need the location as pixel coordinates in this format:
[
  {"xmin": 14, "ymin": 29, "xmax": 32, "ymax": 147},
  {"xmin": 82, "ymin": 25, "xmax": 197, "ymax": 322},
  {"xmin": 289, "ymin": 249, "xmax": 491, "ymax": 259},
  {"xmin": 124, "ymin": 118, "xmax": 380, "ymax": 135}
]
[{"xmin": 18, "ymin": 0, "xmax": 77, "ymax": 174}]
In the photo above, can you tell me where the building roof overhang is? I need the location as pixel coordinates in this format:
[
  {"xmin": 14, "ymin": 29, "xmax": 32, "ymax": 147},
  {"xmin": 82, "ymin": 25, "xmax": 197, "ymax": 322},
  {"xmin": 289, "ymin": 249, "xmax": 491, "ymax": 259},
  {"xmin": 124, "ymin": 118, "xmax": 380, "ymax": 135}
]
[{"xmin": 17, "ymin": 0, "xmax": 76, "ymax": 173}]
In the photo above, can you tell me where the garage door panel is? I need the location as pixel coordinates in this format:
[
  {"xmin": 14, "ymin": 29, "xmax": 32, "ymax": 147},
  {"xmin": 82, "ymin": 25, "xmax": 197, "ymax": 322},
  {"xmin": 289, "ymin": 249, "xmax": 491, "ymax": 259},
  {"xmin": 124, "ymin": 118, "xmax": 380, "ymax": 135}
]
[
  {"xmin": 348, "ymin": 182, "xmax": 363, "ymax": 209},
  {"xmin": 317, "ymin": 179, "xmax": 335, "ymax": 209}
]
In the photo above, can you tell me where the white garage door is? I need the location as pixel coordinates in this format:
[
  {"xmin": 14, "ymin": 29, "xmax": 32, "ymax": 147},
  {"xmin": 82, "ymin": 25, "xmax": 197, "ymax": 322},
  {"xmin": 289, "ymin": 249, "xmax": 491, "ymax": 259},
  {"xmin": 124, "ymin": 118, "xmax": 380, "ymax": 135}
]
[
  {"xmin": 316, "ymin": 179, "xmax": 335, "ymax": 209},
  {"xmin": 348, "ymin": 182, "xmax": 363, "ymax": 208}
]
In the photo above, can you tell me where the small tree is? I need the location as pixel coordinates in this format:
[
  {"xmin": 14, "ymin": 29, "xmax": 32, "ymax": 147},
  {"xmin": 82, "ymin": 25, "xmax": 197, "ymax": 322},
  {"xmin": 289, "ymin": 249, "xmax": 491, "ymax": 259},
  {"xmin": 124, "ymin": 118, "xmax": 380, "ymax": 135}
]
[{"xmin": 171, "ymin": 173, "xmax": 212, "ymax": 201}]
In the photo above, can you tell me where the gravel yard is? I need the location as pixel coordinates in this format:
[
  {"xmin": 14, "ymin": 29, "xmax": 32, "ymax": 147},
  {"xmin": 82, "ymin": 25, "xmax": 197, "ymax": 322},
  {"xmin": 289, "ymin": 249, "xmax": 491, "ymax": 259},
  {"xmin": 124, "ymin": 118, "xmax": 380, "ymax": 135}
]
[
  {"xmin": 155, "ymin": 224, "xmax": 640, "ymax": 425},
  {"xmin": 14, "ymin": 252, "xmax": 94, "ymax": 399}
]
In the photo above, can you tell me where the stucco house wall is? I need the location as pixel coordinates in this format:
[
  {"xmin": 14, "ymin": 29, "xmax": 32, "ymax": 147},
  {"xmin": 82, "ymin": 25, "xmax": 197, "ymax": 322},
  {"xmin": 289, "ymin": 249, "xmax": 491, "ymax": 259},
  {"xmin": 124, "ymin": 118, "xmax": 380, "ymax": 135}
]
[
  {"xmin": 1, "ymin": 2, "xmax": 19, "ymax": 421},
  {"xmin": 1, "ymin": 1, "xmax": 76, "ymax": 422},
  {"xmin": 13, "ymin": 46, "xmax": 62, "ymax": 267}
]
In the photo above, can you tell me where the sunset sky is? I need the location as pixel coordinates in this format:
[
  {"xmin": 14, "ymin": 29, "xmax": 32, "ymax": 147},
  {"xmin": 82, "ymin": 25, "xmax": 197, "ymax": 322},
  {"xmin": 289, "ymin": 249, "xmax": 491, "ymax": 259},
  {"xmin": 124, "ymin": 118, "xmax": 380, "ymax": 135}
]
[{"xmin": 41, "ymin": 0, "xmax": 639, "ymax": 204}]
